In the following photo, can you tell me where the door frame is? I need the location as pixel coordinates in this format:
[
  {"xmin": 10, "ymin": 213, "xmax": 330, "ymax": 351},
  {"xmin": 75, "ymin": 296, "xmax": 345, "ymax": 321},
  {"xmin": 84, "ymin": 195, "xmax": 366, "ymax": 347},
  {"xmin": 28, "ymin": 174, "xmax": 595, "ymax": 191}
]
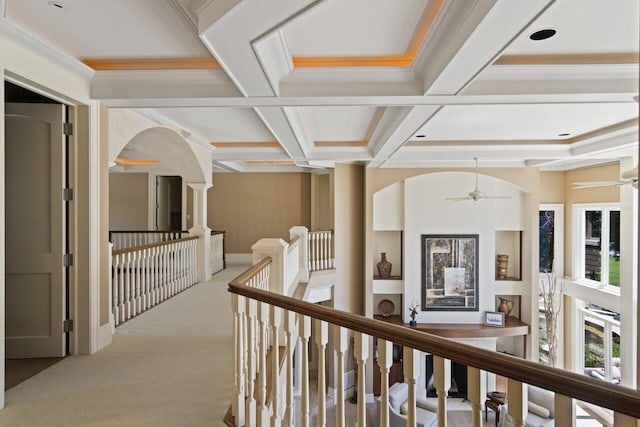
[{"xmin": 1, "ymin": 71, "xmax": 102, "ymax": 406}]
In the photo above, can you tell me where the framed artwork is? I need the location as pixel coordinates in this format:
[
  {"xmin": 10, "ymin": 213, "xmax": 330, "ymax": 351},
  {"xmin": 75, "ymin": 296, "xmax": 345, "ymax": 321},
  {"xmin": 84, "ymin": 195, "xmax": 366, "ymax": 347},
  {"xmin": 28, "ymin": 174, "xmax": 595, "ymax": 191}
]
[
  {"xmin": 421, "ymin": 234, "xmax": 479, "ymax": 311},
  {"xmin": 484, "ymin": 311, "xmax": 505, "ymax": 327}
]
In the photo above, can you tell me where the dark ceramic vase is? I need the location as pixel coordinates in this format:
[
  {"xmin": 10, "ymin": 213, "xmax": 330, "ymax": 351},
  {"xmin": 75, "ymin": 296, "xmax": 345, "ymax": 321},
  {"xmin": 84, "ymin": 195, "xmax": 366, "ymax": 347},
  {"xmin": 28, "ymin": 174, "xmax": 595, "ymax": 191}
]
[{"xmin": 377, "ymin": 252, "xmax": 392, "ymax": 279}]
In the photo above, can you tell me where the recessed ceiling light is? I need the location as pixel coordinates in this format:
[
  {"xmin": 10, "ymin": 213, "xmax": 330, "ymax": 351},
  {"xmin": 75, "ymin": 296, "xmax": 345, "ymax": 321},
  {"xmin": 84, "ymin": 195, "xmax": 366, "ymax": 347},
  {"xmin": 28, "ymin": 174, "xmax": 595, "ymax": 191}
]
[
  {"xmin": 529, "ymin": 29, "xmax": 556, "ymax": 41},
  {"xmin": 415, "ymin": 135, "xmax": 426, "ymax": 138},
  {"xmin": 558, "ymin": 133, "xmax": 570, "ymax": 137},
  {"xmin": 48, "ymin": 1, "xmax": 65, "ymax": 10}
]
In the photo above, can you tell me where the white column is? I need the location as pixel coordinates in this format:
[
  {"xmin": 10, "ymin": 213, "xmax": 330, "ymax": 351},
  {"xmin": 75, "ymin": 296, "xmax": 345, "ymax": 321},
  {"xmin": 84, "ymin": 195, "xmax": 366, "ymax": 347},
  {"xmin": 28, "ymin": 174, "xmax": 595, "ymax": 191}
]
[
  {"xmin": 252, "ymin": 238, "xmax": 289, "ymax": 295},
  {"xmin": 333, "ymin": 326, "xmax": 348, "ymax": 427},
  {"xmin": 377, "ymin": 340, "xmax": 393, "ymax": 427},
  {"xmin": 315, "ymin": 319, "xmax": 328, "ymax": 427},
  {"xmin": 187, "ymin": 182, "xmax": 211, "ymax": 283},
  {"xmin": 289, "ymin": 226, "xmax": 309, "ymax": 282}
]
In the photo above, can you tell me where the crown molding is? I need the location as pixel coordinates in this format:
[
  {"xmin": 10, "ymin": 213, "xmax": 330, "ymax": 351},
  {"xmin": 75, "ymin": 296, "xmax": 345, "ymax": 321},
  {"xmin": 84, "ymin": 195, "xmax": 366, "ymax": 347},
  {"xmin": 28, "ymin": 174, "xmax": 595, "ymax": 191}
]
[{"xmin": 0, "ymin": 18, "xmax": 93, "ymax": 80}]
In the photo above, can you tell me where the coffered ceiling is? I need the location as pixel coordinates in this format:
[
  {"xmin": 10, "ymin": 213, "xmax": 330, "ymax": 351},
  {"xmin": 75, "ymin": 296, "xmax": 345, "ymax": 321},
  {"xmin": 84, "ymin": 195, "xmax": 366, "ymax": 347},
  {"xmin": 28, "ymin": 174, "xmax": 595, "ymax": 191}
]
[{"xmin": 2, "ymin": 0, "xmax": 638, "ymax": 172}]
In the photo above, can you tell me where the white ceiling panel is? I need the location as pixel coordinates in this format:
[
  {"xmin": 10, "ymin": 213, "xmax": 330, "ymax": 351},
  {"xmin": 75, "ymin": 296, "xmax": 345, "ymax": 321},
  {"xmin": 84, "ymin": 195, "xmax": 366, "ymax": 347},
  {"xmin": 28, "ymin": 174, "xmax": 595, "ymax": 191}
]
[
  {"xmin": 303, "ymin": 107, "xmax": 380, "ymax": 141},
  {"xmin": 5, "ymin": 0, "xmax": 208, "ymax": 57},
  {"xmin": 413, "ymin": 103, "xmax": 639, "ymax": 141},
  {"xmin": 284, "ymin": 0, "xmax": 429, "ymax": 56},
  {"xmin": 157, "ymin": 108, "xmax": 276, "ymax": 142},
  {"xmin": 503, "ymin": 0, "xmax": 639, "ymax": 55}
]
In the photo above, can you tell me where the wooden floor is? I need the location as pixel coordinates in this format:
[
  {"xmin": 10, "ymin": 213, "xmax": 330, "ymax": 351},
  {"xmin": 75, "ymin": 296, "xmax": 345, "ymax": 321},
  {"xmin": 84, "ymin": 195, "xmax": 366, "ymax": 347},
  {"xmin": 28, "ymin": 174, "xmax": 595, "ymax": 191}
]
[{"xmin": 5, "ymin": 357, "xmax": 64, "ymax": 391}]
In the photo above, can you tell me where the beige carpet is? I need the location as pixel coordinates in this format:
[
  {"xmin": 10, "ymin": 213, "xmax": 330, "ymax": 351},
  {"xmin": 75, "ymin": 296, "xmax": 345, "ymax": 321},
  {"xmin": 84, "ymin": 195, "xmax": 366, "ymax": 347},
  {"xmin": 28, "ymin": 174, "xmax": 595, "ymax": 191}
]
[{"xmin": 1, "ymin": 267, "xmax": 243, "ymax": 427}]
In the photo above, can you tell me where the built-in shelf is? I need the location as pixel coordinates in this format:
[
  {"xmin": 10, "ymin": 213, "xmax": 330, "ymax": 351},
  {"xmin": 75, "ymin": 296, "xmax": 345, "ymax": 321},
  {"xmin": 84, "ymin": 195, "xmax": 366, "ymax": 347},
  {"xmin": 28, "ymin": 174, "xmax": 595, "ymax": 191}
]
[
  {"xmin": 374, "ymin": 315, "xmax": 530, "ymax": 339},
  {"xmin": 372, "ymin": 230, "xmax": 403, "ymax": 280},
  {"xmin": 495, "ymin": 230, "xmax": 522, "ymax": 281},
  {"xmin": 493, "ymin": 281, "xmax": 526, "ymax": 296},
  {"xmin": 373, "ymin": 279, "xmax": 403, "ymax": 294}
]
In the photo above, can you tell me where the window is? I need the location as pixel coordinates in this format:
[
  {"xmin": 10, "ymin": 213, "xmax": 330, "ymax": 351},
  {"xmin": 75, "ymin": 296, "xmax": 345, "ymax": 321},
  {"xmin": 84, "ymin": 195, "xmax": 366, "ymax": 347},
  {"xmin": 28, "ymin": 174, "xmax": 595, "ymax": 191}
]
[
  {"xmin": 574, "ymin": 205, "xmax": 621, "ymax": 288},
  {"xmin": 581, "ymin": 305, "xmax": 621, "ymax": 383}
]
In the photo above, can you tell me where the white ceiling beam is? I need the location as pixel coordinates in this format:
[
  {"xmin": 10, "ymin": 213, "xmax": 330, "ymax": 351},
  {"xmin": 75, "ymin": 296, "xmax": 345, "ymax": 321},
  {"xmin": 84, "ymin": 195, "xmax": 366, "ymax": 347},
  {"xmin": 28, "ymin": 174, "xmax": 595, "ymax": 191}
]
[{"xmin": 101, "ymin": 92, "xmax": 637, "ymax": 108}]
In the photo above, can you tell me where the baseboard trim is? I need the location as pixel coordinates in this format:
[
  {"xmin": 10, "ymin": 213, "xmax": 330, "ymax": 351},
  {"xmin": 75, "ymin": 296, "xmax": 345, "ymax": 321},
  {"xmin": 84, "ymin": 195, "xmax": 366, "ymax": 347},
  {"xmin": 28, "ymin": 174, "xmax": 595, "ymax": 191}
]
[
  {"xmin": 97, "ymin": 322, "xmax": 113, "ymax": 351},
  {"xmin": 225, "ymin": 253, "xmax": 252, "ymax": 265}
]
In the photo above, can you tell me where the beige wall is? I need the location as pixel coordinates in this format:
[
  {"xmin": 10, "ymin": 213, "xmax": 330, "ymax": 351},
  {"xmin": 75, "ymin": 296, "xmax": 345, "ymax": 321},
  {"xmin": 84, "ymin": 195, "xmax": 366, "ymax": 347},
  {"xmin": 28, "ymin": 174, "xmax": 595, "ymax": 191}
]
[
  {"xmin": 109, "ymin": 173, "xmax": 149, "ymax": 230},
  {"xmin": 333, "ymin": 164, "xmax": 364, "ymax": 314},
  {"xmin": 208, "ymin": 173, "xmax": 311, "ymax": 253},
  {"xmin": 539, "ymin": 171, "xmax": 565, "ymax": 204}
]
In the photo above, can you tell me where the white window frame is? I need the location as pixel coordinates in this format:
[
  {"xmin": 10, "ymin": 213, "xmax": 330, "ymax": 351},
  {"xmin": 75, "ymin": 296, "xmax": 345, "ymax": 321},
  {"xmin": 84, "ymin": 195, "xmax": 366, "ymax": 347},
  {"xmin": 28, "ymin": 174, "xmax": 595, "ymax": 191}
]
[
  {"xmin": 572, "ymin": 203, "xmax": 620, "ymax": 291},
  {"xmin": 578, "ymin": 305, "xmax": 620, "ymax": 383}
]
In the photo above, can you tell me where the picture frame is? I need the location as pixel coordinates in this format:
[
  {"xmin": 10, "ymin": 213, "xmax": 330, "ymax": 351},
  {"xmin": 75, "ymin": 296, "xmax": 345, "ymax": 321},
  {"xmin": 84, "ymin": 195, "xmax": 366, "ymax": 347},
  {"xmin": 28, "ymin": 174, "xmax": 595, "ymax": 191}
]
[
  {"xmin": 484, "ymin": 311, "xmax": 505, "ymax": 327},
  {"xmin": 421, "ymin": 234, "xmax": 479, "ymax": 311}
]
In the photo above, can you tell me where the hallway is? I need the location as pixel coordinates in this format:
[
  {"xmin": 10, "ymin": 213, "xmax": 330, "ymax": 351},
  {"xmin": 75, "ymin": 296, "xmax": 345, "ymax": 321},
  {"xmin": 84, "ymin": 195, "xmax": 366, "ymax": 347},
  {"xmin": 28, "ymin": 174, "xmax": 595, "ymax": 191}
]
[{"xmin": 1, "ymin": 267, "xmax": 242, "ymax": 426}]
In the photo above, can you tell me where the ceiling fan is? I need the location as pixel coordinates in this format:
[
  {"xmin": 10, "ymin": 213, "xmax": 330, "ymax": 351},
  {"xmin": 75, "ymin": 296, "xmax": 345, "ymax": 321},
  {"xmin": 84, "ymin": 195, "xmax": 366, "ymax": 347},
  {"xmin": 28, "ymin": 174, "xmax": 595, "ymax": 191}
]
[
  {"xmin": 446, "ymin": 157, "xmax": 511, "ymax": 202},
  {"xmin": 573, "ymin": 163, "xmax": 639, "ymax": 190}
]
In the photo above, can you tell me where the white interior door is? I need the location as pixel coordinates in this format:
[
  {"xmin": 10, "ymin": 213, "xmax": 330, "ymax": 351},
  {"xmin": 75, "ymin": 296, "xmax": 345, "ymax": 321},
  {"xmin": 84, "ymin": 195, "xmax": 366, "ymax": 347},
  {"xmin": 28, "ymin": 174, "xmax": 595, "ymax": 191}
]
[{"xmin": 5, "ymin": 102, "xmax": 66, "ymax": 358}]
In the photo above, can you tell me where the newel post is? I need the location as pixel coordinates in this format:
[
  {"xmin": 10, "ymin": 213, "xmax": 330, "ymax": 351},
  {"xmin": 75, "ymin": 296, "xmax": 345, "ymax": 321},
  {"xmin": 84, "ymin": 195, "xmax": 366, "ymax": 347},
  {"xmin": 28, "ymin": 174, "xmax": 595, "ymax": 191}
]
[
  {"xmin": 187, "ymin": 182, "xmax": 211, "ymax": 283},
  {"xmin": 252, "ymin": 239, "xmax": 289, "ymax": 294},
  {"xmin": 289, "ymin": 226, "xmax": 309, "ymax": 282}
]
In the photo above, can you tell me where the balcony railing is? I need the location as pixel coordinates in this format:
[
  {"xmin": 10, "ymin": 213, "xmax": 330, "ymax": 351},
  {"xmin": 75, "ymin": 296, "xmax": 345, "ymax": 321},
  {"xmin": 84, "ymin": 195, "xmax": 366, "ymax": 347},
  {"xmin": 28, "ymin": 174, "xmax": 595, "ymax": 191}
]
[
  {"xmin": 111, "ymin": 236, "xmax": 198, "ymax": 326},
  {"xmin": 228, "ymin": 257, "xmax": 640, "ymax": 427},
  {"xmin": 109, "ymin": 230, "xmax": 189, "ymax": 250}
]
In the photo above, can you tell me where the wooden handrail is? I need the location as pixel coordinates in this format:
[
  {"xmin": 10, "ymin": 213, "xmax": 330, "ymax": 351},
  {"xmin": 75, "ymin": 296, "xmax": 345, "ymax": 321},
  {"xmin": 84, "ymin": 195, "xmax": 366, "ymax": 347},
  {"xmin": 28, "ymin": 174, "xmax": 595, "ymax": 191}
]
[
  {"xmin": 228, "ymin": 280, "xmax": 640, "ymax": 419},
  {"xmin": 112, "ymin": 236, "xmax": 199, "ymax": 256},
  {"xmin": 229, "ymin": 257, "xmax": 272, "ymax": 286}
]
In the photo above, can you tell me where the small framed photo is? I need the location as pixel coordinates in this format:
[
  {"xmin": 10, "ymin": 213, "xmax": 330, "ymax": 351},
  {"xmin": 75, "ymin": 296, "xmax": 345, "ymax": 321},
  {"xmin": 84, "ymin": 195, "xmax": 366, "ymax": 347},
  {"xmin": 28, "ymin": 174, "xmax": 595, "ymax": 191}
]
[{"xmin": 484, "ymin": 311, "xmax": 505, "ymax": 327}]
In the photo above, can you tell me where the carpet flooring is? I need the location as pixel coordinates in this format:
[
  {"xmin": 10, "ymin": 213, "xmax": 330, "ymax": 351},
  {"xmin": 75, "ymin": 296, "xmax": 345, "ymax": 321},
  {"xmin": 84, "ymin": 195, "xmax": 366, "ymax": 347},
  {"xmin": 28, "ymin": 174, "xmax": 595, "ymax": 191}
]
[{"xmin": 1, "ymin": 266, "xmax": 242, "ymax": 426}]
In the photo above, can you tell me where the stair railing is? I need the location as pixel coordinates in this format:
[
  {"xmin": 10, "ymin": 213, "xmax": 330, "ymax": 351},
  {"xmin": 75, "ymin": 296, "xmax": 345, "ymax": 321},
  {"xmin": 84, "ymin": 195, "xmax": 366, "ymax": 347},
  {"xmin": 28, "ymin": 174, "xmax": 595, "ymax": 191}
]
[{"xmin": 228, "ymin": 258, "xmax": 640, "ymax": 427}]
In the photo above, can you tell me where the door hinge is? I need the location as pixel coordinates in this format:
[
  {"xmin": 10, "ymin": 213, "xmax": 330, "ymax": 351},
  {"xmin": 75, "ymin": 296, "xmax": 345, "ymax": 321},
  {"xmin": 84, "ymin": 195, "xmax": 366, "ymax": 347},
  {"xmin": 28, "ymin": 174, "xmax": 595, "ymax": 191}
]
[
  {"xmin": 63, "ymin": 253, "xmax": 73, "ymax": 267},
  {"xmin": 63, "ymin": 188, "xmax": 74, "ymax": 202},
  {"xmin": 63, "ymin": 319, "xmax": 74, "ymax": 333},
  {"xmin": 63, "ymin": 122, "xmax": 73, "ymax": 136}
]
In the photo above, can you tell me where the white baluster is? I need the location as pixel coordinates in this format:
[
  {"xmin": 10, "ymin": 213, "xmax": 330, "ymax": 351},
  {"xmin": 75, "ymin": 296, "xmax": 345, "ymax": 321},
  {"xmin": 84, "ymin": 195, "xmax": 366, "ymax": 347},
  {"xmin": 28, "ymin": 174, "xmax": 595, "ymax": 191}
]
[
  {"xmin": 334, "ymin": 326, "xmax": 348, "ymax": 427},
  {"xmin": 140, "ymin": 248, "xmax": 148, "ymax": 312},
  {"xmin": 328, "ymin": 232, "xmax": 334, "ymax": 269},
  {"xmin": 377, "ymin": 339, "xmax": 393, "ymax": 427},
  {"xmin": 354, "ymin": 332, "xmax": 369, "ymax": 427},
  {"xmin": 507, "ymin": 379, "xmax": 525, "ymax": 427},
  {"xmin": 125, "ymin": 252, "xmax": 132, "ymax": 320},
  {"xmin": 113, "ymin": 253, "xmax": 120, "ymax": 325},
  {"xmin": 134, "ymin": 250, "xmax": 142, "ymax": 314},
  {"xmin": 299, "ymin": 314, "xmax": 311, "ymax": 427},
  {"xmin": 245, "ymin": 299, "xmax": 258, "ymax": 427},
  {"xmin": 258, "ymin": 302, "xmax": 269, "ymax": 427},
  {"xmin": 271, "ymin": 306, "xmax": 282, "ymax": 427},
  {"xmin": 118, "ymin": 253, "xmax": 126, "ymax": 323},
  {"xmin": 554, "ymin": 393, "xmax": 574, "ymax": 427},
  {"xmin": 433, "ymin": 355, "xmax": 450, "ymax": 427},
  {"xmin": 284, "ymin": 310, "xmax": 296, "ymax": 427},
  {"xmin": 232, "ymin": 294, "xmax": 246, "ymax": 427},
  {"xmin": 467, "ymin": 366, "xmax": 483, "ymax": 427},
  {"xmin": 315, "ymin": 319, "xmax": 328, "ymax": 427},
  {"xmin": 403, "ymin": 347, "xmax": 420, "ymax": 427},
  {"xmin": 150, "ymin": 246, "xmax": 157, "ymax": 307}
]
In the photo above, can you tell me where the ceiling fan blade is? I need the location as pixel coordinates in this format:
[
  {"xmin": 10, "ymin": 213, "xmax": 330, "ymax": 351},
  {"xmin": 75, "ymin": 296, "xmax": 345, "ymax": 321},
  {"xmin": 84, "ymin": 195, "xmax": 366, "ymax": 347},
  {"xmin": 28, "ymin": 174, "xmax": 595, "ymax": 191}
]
[
  {"xmin": 446, "ymin": 196, "xmax": 473, "ymax": 201},
  {"xmin": 484, "ymin": 195, "xmax": 511, "ymax": 199},
  {"xmin": 573, "ymin": 181, "xmax": 628, "ymax": 189},
  {"xmin": 621, "ymin": 165, "xmax": 639, "ymax": 180}
]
